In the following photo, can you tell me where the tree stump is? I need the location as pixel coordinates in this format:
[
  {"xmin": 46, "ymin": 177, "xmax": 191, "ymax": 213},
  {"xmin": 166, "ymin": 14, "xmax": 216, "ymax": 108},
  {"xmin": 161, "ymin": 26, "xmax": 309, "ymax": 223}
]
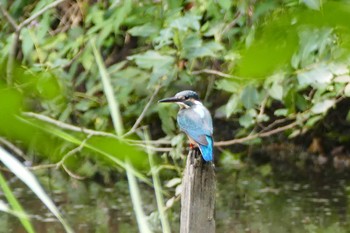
[{"xmin": 180, "ymin": 149, "xmax": 216, "ymax": 233}]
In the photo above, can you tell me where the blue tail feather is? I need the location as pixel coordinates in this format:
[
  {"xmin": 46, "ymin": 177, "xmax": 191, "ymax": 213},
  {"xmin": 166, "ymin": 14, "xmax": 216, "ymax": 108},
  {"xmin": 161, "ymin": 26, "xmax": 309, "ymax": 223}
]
[{"xmin": 198, "ymin": 136, "xmax": 213, "ymax": 162}]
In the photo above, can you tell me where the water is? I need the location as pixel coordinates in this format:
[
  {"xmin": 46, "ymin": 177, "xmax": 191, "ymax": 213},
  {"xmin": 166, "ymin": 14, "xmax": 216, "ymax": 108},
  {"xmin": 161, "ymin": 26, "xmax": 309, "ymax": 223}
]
[
  {"xmin": 1, "ymin": 157, "xmax": 350, "ymax": 233},
  {"xmin": 216, "ymin": 166, "xmax": 350, "ymax": 233}
]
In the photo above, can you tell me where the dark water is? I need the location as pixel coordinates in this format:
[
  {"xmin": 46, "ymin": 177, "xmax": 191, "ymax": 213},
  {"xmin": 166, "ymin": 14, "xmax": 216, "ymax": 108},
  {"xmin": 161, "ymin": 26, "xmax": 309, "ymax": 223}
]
[{"xmin": 1, "ymin": 157, "xmax": 350, "ymax": 233}]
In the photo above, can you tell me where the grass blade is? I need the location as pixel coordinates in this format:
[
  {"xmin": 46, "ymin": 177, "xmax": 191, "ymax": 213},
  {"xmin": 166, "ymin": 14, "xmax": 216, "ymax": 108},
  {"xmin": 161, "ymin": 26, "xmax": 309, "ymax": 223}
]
[
  {"xmin": 0, "ymin": 147, "xmax": 74, "ymax": 233},
  {"xmin": 144, "ymin": 130, "xmax": 171, "ymax": 233},
  {"xmin": 0, "ymin": 172, "xmax": 35, "ymax": 233},
  {"xmin": 126, "ymin": 161, "xmax": 152, "ymax": 233},
  {"xmin": 91, "ymin": 41, "xmax": 124, "ymax": 136}
]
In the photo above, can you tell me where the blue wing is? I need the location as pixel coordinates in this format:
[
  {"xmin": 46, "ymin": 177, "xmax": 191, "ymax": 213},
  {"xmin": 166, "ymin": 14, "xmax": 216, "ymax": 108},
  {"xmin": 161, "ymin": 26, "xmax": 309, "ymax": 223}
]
[
  {"xmin": 198, "ymin": 135, "xmax": 213, "ymax": 162},
  {"xmin": 177, "ymin": 105, "xmax": 213, "ymax": 161}
]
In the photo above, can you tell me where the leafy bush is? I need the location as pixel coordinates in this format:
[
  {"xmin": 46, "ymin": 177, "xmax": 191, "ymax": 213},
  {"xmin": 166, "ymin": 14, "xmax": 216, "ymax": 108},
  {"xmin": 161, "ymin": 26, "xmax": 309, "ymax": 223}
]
[{"xmin": 1, "ymin": 0, "xmax": 350, "ymax": 232}]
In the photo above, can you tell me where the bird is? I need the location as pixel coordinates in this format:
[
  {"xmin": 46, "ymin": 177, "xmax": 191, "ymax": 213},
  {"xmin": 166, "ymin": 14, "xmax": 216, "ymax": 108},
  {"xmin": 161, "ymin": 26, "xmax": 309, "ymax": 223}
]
[{"xmin": 158, "ymin": 90, "xmax": 213, "ymax": 162}]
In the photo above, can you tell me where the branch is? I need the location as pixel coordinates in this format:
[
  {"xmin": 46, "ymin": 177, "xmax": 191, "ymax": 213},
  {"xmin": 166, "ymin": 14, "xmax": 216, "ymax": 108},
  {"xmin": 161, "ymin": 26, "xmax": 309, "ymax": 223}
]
[
  {"xmin": 214, "ymin": 121, "xmax": 299, "ymax": 146},
  {"xmin": 124, "ymin": 85, "xmax": 161, "ymax": 137},
  {"xmin": 30, "ymin": 135, "xmax": 90, "ymax": 180},
  {"xmin": 18, "ymin": 0, "xmax": 66, "ymax": 29},
  {"xmin": 23, "ymin": 112, "xmax": 173, "ymax": 150},
  {"xmin": 0, "ymin": 137, "xmax": 27, "ymax": 160},
  {"xmin": 191, "ymin": 69, "xmax": 235, "ymax": 79},
  {"xmin": 221, "ymin": 12, "xmax": 241, "ymax": 36},
  {"xmin": 0, "ymin": 4, "xmax": 19, "ymax": 30},
  {"xmin": 23, "ymin": 112, "xmax": 120, "ymax": 139}
]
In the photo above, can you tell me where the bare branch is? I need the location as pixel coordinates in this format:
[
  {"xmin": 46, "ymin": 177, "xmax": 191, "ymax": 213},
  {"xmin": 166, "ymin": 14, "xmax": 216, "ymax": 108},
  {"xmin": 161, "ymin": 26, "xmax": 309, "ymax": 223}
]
[
  {"xmin": 30, "ymin": 135, "xmax": 90, "ymax": 180},
  {"xmin": 124, "ymin": 85, "xmax": 161, "ymax": 137},
  {"xmin": 29, "ymin": 164, "xmax": 56, "ymax": 170},
  {"xmin": 23, "ymin": 112, "xmax": 120, "ymax": 139},
  {"xmin": 191, "ymin": 69, "xmax": 235, "ymax": 79},
  {"xmin": 214, "ymin": 121, "xmax": 299, "ymax": 146},
  {"xmin": 0, "ymin": 4, "xmax": 19, "ymax": 30},
  {"xmin": 19, "ymin": 0, "xmax": 66, "ymax": 29},
  {"xmin": 62, "ymin": 164, "xmax": 85, "ymax": 180},
  {"xmin": 56, "ymin": 134, "xmax": 92, "ymax": 168},
  {"xmin": 221, "ymin": 12, "xmax": 241, "ymax": 36},
  {"xmin": 0, "ymin": 137, "xmax": 27, "ymax": 160}
]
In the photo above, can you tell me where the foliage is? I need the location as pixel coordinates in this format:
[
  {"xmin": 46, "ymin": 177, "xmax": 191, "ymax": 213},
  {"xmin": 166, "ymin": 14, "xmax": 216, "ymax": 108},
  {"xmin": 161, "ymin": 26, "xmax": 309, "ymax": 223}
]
[{"xmin": 0, "ymin": 0, "xmax": 350, "ymax": 232}]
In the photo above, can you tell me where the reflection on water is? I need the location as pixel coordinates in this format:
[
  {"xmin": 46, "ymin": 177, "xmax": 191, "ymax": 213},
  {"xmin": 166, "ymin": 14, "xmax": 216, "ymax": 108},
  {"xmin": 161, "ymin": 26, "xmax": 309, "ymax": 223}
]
[{"xmin": 1, "ymin": 156, "xmax": 350, "ymax": 233}]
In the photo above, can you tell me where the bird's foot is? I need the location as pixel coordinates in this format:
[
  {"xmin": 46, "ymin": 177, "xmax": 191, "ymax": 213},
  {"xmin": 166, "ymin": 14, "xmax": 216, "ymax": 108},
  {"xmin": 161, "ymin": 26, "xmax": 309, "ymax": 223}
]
[{"xmin": 189, "ymin": 143, "xmax": 195, "ymax": 150}]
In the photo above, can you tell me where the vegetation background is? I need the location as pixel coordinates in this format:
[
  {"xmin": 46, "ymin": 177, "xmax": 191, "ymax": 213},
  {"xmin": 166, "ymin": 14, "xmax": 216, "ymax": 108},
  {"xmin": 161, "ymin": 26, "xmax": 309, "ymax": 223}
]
[{"xmin": 1, "ymin": 0, "xmax": 350, "ymax": 232}]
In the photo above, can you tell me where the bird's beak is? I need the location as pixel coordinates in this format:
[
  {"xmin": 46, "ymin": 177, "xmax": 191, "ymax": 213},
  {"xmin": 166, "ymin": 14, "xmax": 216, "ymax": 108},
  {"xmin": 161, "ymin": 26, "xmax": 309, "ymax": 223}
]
[{"xmin": 158, "ymin": 96, "xmax": 182, "ymax": 103}]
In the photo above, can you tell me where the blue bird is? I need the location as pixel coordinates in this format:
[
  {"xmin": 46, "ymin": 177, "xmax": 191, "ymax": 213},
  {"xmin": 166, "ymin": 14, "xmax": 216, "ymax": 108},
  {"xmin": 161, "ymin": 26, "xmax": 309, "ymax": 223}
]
[{"xmin": 159, "ymin": 90, "xmax": 214, "ymax": 162}]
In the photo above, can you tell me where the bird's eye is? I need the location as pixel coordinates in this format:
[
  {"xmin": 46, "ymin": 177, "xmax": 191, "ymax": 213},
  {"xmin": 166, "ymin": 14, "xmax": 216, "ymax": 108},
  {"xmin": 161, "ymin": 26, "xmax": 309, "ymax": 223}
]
[{"xmin": 184, "ymin": 95, "xmax": 189, "ymax": 99}]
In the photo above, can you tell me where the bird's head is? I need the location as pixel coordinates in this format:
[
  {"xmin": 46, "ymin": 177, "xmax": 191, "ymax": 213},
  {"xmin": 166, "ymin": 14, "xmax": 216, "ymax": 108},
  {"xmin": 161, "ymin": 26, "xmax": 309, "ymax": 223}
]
[{"xmin": 158, "ymin": 90, "xmax": 201, "ymax": 108}]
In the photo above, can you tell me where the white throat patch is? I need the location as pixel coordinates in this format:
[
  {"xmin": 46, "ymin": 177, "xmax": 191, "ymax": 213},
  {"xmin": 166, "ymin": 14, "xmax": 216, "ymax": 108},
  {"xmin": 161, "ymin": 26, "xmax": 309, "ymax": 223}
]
[{"xmin": 193, "ymin": 105, "xmax": 205, "ymax": 118}]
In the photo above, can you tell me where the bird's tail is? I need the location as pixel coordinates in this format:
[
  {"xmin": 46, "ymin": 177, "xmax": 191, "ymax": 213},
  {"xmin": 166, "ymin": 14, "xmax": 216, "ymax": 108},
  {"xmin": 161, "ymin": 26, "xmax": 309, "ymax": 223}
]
[{"xmin": 198, "ymin": 136, "xmax": 213, "ymax": 162}]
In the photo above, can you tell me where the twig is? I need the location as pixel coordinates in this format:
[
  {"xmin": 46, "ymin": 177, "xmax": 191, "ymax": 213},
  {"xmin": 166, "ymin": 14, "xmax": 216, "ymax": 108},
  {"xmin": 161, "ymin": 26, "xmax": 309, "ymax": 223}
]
[
  {"xmin": 0, "ymin": 137, "xmax": 27, "ymax": 160},
  {"xmin": 129, "ymin": 143, "xmax": 173, "ymax": 152},
  {"xmin": 191, "ymin": 69, "xmax": 235, "ymax": 79},
  {"xmin": 29, "ymin": 164, "xmax": 56, "ymax": 170},
  {"xmin": 214, "ymin": 121, "xmax": 299, "ymax": 146},
  {"xmin": 56, "ymin": 134, "xmax": 92, "ymax": 168},
  {"xmin": 221, "ymin": 12, "xmax": 241, "ymax": 36},
  {"xmin": 18, "ymin": 0, "xmax": 66, "ymax": 29},
  {"xmin": 30, "ymin": 135, "xmax": 90, "ymax": 180},
  {"xmin": 23, "ymin": 112, "xmax": 120, "ymax": 139},
  {"xmin": 125, "ymin": 139, "xmax": 172, "ymax": 145},
  {"xmin": 0, "ymin": 4, "xmax": 19, "ymax": 30},
  {"xmin": 124, "ymin": 85, "xmax": 161, "ymax": 137},
  {"xmin": 259, "ymin": 118, "xmax": 291, "ymax": 133},
  {"xmin": 62, "ymin": 164, "xmax": 85, "ymax": 180},
  {"xmin": 23, "ymin": 112, "xmax": 172, "ymax": 149}
]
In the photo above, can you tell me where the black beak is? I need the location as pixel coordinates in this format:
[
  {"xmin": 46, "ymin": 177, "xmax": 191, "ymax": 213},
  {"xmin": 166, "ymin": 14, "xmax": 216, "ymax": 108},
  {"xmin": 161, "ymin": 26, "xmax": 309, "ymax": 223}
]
[{"xmin": 158, "ymin": 96, "xmax": 182, "ymax": 103}]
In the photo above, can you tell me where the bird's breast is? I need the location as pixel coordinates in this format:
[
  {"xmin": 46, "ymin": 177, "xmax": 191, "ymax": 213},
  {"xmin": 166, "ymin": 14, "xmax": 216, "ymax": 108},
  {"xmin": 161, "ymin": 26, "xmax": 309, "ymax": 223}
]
[{"xmin": 193, "ymin": 105, "xmax": 205, "ymax": 118}]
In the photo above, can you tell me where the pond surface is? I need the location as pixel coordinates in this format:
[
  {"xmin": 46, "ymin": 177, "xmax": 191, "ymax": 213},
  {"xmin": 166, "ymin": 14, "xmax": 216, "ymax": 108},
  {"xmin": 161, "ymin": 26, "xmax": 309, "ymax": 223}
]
[{"xmin": 1, "ymin": 155, "xmax": 350, "ymax": 233}]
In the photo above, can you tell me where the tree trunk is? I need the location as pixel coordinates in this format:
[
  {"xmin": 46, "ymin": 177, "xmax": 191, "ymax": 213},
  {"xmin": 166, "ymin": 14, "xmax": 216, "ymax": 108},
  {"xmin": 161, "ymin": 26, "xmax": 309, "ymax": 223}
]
[{"xmin": 180, "ymin": 149, "xmax": 216, "ymax": 233}]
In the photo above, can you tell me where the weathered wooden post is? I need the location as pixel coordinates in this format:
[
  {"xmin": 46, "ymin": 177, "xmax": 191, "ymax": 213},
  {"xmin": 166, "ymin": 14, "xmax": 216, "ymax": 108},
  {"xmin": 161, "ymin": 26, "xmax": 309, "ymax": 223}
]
[{"xmin": 180, "ymin": 148, "xmax": 216, "ymax": 233}]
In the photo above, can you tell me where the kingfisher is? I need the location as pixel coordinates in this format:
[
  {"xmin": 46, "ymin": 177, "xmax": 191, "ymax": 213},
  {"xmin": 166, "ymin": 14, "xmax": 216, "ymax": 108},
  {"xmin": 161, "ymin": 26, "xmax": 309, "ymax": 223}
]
[{"xmin": 158, "ymin": 90, "xmax": 213, "ymax": 162}]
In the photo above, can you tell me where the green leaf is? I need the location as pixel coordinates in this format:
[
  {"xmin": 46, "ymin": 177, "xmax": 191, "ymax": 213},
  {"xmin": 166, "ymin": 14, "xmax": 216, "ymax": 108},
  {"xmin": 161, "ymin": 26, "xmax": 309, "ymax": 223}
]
[
  {"xmin": 311, "ymin": 99, "xmax": 335, "ymax": 114},
  {"xmin": 129, "ymin": 51, "xmax": 175, "ymax": 70},
  {"xmin": 181, "ymin": 35, "xmax": 223, "ymax": 59},
  {"xmin": 21, "ymin": 28, "xmax": 34, "ymax": 61},
  {"xmin": 226, "ymin": 94, "xmax": 239, "ymax": 118},
  {"xmin": 216, "ymin": 80, "xmax": 240, "ymax": 93},
  {"xmin": 158, "ymin": 105, "xmax": 176, "ymax": 135},
  {"xmin": 239, "ymin": 109, "xmax": 257, "ymax": 128},
  {"xmin": 274, "ymin": 109, "xmax": 288, "ymax": 117},
  {"xmin": 240, "ymin": 85, "xmax": 259, "ymax": 109},
  {"xmin": 217, "ymin": 0, "xmax": 232, "ymax": 10},
  {"xmin": 344, "ymin": 83, "xmax": 350, "ymax": 97},
  {"xmin": 305, "ymin": 115, "xmax": 322, "ymax": 127},
  {"xmin": 128, "ymin": 23, "xmax": 160, "ymax": 37},
  {"xmin": 297, "ymin": 66, "xmax": 333, "ymax": 88},
  {"xmin": 170, "ymin": 13, "xmax": 201, "ymax": 31},
  {"xmin": 154, "ymin": 28, "xmax": 174, "ymax": 49}
]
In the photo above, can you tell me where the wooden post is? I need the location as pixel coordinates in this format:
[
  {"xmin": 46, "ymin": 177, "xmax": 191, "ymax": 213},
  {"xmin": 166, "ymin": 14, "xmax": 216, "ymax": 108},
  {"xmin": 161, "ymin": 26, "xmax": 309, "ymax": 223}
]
[{"xmin": 180, "ymin": 149, "xmax": 216, "ymax": 233}]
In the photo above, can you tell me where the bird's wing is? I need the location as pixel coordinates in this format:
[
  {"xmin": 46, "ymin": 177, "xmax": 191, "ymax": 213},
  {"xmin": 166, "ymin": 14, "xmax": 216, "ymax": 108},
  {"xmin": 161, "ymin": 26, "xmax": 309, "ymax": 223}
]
[{"xmin": 177, "ymin": 107, "xmax": 213, "ymax": 146}]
